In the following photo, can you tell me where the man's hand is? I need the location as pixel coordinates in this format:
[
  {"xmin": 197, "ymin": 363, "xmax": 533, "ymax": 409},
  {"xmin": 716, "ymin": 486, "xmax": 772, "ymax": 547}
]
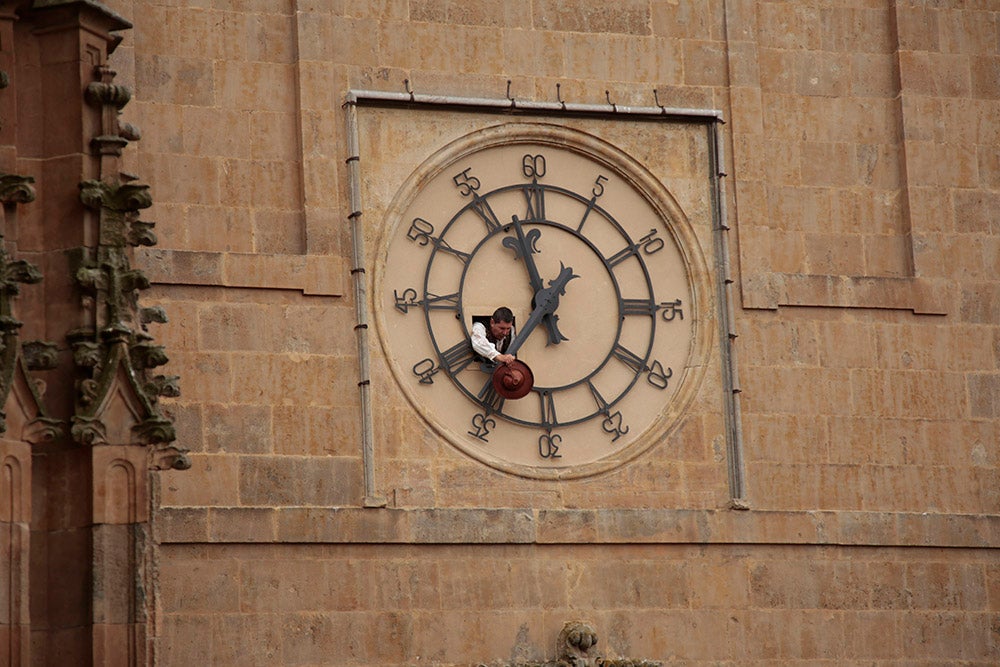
[{"xmin": 495, "ymin": 353, "xmax": 515, "ymax": 366}]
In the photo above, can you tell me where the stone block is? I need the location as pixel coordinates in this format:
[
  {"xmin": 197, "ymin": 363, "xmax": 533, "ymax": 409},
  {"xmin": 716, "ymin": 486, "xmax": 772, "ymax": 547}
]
[
  {"xmin": 251, "ymin": 207, "xmax": 304, "ymax": 255},
  {"xmin": 203, "ymin": 403, "xmax": 272, "ymax": 454},
  {"xmin": 978, "ymin": 145, "xmax": 1000, "ymax": 187},
  {"xmin": 237, "ymin": 455, "xmax": 362, "ymax": 506},
  {"xmin": 684, "ymin": 39, "xmax": 728, "ymax": 87},
  {"xmin": 156, "ymin": 614, "xmax": 215, "ymax": 665},
  {"xmin": 135, "ymin": 54, "xmax": 215, "ymax": 107},
  {"xmin": 213, "ymin": 613, "xmax": 282, "ymax": 666},
  {"xmin": 689, "ymin": 559, "xmax": 750, "ymax": 609},
  {"xmin": 246, "ymin": 12, "xmax": 296, "ymax": 64},
  {"xmin": 941, "ymin": 11, "xmax": 998, "ymax": 56},
  {"xmin": 899, "ymin": 51, "xmax": 972, "ymax": 98},
  {"xmin": 758, "ymin": 48, "xmax": 796, "ymax": 94},
  {"xmin": 278, "ymin": 611, "xmax": 350, "ymax": 664},
  {"xmin": 181, "ymin": 106, "xmax": 252, "ymax": 159},
  {"xmin": 159, "ymin": 454, "xmax": 240, "ymax": 507},
  {"xmin": 954, "ymin": 189, "xmax": 1000, "ymax": 234},
  {"xmin": 821, "ymin": 7, "xmax": 894, "ymax": 54},
  {"xmin": 249, "ymin": 110, "xmax": 299, "ymax": 162},
  {"xmin": 273, "ymin": 405, "xmax": 359, "ymax": 457},
  {"xmin": 750, "ymin": 558, "xmax": 822, "ymax": 609},
  {"xmin": 143, "ymin": 152, "xmax": 220, "ymax": 207},
  {"xmin": 208, "ymin": 507, "xmax": 277, "ymax": 542},
  {"xmin": 851, "ymin": 52, "xmax": 900, "ymax": 98},
  {"xmin": 533, "ymin": 0, "xmax": 651, "ymax": 35},
  {"xmin": 901, "ymin": 611, "xmax": 978, "ymax": 660},
  {"xmin": 795, "ymin": 51, "xmax": 852, "ymax": 98},
  {"xmin": 218, "ymin": 158, "xmax": 300, "ymax": 210},
  {"xmin": 160, "ymin": 559, "xmax": 240, "ymax": 614},
  {"xmin": 275, "ymin": 507, "xmax": 405, "ymax": 543},
  {"xmin": 410, "ymin": 508, "xmax": 535, "ymax": 543},
  {"xmin": 154, "ymin": 507, "xmax": 208, "ymax": 543},
  {"xmin": 652, "ymin": 1, "xmax": 718, "ymax": 41},
  {"xmin": 214, "ymin": 60, "xmax": 297, "ymax": 113},
  {"xmin": 801, "ymin": 143, "xmax": 860, "ymax": 188},
  {"xmin": 745, "ymin": 412, "xmax": 829, "ymax": 464}
]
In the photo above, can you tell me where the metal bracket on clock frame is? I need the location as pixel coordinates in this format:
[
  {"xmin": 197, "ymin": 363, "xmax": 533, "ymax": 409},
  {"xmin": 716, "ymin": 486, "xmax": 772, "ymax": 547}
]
[{"xmin": 343, "ymin": 87, "xmax": 747, "ymax": 508}]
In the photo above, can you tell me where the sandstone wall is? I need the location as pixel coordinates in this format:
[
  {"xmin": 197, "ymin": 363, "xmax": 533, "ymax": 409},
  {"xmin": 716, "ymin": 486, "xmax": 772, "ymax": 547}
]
[{"xmin": 87, "ymin": 0, "xmax": 1000, "ymax": 664}]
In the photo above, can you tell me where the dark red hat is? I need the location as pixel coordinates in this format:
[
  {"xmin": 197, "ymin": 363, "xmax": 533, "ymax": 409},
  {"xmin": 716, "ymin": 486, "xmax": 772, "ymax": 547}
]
[{"xmin": 492, "ymin": 360, "xmax": 534, "ymax": 399}]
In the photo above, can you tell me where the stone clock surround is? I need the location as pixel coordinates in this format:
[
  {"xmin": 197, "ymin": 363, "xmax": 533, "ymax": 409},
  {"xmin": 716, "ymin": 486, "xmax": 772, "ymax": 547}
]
[{"xmin": 344, "ymin": 91, "xmax": 745, "ymax": 507}]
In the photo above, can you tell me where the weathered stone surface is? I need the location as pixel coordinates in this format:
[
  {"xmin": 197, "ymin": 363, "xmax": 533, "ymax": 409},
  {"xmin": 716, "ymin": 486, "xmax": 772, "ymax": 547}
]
[{"xmin": 4, "ymin": 0, "xmax": 997, "ymax": 664}]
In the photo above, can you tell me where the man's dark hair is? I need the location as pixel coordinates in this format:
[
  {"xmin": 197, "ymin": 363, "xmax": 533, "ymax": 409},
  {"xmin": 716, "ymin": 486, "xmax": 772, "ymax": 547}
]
[{"xmin": 491, "ymin": 306, "xmax": 513, "ymax": 323}]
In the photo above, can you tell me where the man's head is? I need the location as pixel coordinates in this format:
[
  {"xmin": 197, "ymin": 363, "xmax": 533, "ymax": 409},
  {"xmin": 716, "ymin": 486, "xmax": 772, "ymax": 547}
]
[{"xmin": 489, "ymin": 306, "xmax": 514, "ymax": 339}]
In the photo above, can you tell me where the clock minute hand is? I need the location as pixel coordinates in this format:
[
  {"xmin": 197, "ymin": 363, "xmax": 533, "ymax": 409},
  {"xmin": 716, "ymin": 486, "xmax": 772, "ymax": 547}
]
[
  {"xmin": 506, "ymin": 265, "xmax": 578, "ymax": 357},
  {"xmin": 504, "ymin": 215, "xmax": 566, "ymax": 345},
  {"xmin": 506, "ymin": 215, "xmax": 545, "ymax": 293}
]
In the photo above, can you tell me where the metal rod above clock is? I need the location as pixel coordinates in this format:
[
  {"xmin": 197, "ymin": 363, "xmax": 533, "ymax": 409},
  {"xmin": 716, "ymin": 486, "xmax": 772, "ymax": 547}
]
[{"xmin": 344, "ymin": 87, "xmax": 724, "ymax": 123}]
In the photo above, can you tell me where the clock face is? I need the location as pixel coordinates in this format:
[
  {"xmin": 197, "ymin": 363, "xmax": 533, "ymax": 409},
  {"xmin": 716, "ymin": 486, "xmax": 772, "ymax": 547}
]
[{"xmin": 374, "ymin": 123, "xmax": 710, "ymax": 478}]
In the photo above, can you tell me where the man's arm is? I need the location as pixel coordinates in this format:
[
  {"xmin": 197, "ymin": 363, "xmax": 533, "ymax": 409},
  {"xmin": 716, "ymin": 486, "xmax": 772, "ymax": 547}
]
[
  {"xmin": 470, "ymin": 322, "xmax": 515, "ymax": 365},
  {"xmin": 470, "ymin": 322, "xmax": 499, "ymax": 360}
]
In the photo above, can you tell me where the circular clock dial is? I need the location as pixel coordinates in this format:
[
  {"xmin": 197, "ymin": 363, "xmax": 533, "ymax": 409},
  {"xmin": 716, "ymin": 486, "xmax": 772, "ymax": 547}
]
[{"xmin": 374, "ymin": 123, "xmax": 709, "ymax": 478}]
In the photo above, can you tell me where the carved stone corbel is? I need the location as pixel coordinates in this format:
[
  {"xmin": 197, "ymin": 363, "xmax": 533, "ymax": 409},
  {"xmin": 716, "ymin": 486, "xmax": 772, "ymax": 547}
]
[
  {"xmin": 149, "ymin": 442, "xmax": 192, "ymax": 471},
  {"xmin": 21, "ymin": 340, "xmax": 58, "ymax": 370},
  {"xmin": 0, "ymin": 173, "xmax": 36, "ymax": 204},
  {"xmin": 479, "ymin": 621, "xmax": 662, "ymax": 667}
]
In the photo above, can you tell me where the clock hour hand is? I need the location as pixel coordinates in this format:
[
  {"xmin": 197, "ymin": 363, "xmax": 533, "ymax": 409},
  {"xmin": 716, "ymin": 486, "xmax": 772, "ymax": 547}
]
[
  {"xmin": 503, "ymin": 215, "xmax": 566, "ymax": 345},
  {"xmin": 506, "ymin": 264, "xmax": 578, "ymax": 356}
]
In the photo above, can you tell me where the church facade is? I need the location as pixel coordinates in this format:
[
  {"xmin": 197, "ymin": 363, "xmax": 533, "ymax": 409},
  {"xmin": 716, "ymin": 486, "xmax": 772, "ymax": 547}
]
[{"xmin": 1, "ymin": 1, "xmax": 997, "ymax": 664}]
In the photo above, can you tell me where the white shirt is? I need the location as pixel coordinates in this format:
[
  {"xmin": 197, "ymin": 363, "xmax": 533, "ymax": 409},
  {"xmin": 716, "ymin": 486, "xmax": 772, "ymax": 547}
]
[{"xmin": 470, "ymin": 321, "xmax": 508, "ymax": 361}]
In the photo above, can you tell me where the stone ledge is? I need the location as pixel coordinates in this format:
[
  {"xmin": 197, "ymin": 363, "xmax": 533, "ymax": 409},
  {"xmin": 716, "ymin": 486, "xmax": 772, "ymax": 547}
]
[
  {"xmin": 154, "ymin": 507, "xmax": 1000, "ymax": 548},
  {"xmin": 136, "ymin": 248, "xmax": 345, "ymax": 296},
  {"xmin": 741, "ymin": 272, "xmax": 952, "ymax": 315}
]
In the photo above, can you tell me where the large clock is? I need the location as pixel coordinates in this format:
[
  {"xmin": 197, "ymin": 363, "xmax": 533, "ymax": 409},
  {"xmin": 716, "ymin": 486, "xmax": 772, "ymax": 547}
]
[{"xmin": 374, "ymin": 123, "xmax": 711, "ymax": 479}]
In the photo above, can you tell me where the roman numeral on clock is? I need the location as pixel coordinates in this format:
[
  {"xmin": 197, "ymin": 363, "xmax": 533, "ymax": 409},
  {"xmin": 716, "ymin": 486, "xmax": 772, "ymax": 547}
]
[
  {"xmin": 621, "ymin": 298, "xmax": 656, "ymax": 317},
  {"xmin": 523, "ymin": 182, "xmax": 545, "ymax": 222},
  {"xmin": 469, "ymin": 193, "xmax": 501, "ymax": 233}
]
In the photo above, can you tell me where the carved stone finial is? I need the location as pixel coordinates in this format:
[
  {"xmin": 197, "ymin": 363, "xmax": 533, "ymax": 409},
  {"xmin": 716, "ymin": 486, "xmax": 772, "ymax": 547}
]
[
  {"xmin": 0, "ymin": 174, "xmax": 36, "ymax": 204},
  {"xmin": 79, "ymin": 179, "xmax": 152, "ymax": 213},
  {"xmin": 130, "ymin": 341, "xmax": 168, "ymax": 369},
  {"xmin": 140, "ymin": 306, "xmax": 168, "ymax": 326},
  {"xmin": 150, "ymin": 443, "xmax": 191, "ymax": 471},
  {"xmin": 128, "ymin": 219, "xmax": 157, "ymax": 247},
  {"xmin": 145, "ymin": 375, "xmax": 180, "ymax": 398},
  {"xmin": 4, "ymin": 259, "xmax": 42, "ymax": 287},
  {"xmin": 22, "ymin": 341, "xmax": 59, "ymax": 370},
  {"xmin": 133, "ymin": 415, "xmax": 175, "ymax": 445},
  {"xmin": 69, "ymin": 88, "xmax": 182, "ymax": 458},
  {"xmin": 557, "ymin": 621, "xmax": 599, "ymax": 666},
  {"xmin": 84, "ymin": 81, "xmax": 132, "ymax": 109},
  {"xmin": 119, "ymin": 122, "xmax": 141, "ymax": 142},
  {"xmin": 69, "ymin": 336, "xmax": 102, "ymax": 368},
  {"xmin": 23, "ymin": 416, "xmax": 64, "ymax": 445},
  {"xmin": 71, "ymin": 415, "xmax": 108, "ymax": 446},
  {"xmin": 479, "ymin": 621, "xmax": 662, "ymax": 667}
]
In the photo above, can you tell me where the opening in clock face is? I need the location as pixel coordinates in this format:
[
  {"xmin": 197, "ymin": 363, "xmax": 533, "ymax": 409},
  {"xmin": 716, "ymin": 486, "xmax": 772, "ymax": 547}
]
[{"xmin": 375, "ymin": 124, "xmax": 708, "ymax": 477}]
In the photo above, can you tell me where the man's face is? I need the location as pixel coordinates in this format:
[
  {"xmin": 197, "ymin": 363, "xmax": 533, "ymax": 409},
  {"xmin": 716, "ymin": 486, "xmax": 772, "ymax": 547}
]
[{"xmin": 489, "ymin": 318, "xmax": 512, "ymax": 339}]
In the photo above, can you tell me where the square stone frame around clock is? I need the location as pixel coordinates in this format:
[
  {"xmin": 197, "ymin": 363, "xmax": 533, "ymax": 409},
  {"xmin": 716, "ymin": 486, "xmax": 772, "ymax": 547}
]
[{"xmin": 347, "ymin": 95, "xmax": 742, "ymax": 510}]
